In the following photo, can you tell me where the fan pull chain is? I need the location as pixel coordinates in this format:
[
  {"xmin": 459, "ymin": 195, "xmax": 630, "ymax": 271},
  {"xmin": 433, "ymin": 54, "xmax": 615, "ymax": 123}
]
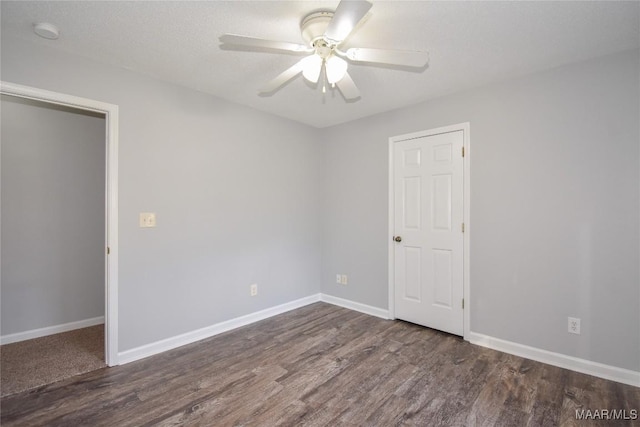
[{"xmin": 322, "ymin": 61, "xmax": 327, "ymax": 94}]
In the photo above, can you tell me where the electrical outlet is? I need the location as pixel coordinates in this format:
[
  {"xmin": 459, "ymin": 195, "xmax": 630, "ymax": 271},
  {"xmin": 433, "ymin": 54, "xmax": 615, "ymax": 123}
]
[
  {"xmin": 336, "ymin": 274, "xmax": 341, "ymax": 284},
  {"xmin": 341, "ymin": 275, "xmax": 348, "ymax": 285},
  {"xmin": 568, "ymin": 317, "xmax": 580, "ymax": 334},
  {"xmin": 250, "ymin": 283, "xmax": 258, "ymax": 297}
]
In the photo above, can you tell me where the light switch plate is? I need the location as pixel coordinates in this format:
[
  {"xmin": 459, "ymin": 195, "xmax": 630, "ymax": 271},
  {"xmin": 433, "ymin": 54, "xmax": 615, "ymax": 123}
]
[{"xmin": 139, "ymin": 212, "xmax": 156, "ymax": 228}]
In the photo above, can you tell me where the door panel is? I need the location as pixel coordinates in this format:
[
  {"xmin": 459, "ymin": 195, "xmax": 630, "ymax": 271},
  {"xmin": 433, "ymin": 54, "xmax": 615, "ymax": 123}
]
[
  {"xmin": 404, "ymin": 246, "xmax": 422, "ymax": 301},
  {"xmin": 403, "ymin": 177, "xmax": 421, "ymax": 229},
  {"xmin": 433, "ymin": 249, "xmax": 452, "ymax": 308},
  {"xmin": 432, "ymin": 174, "xmax": 452, "ymax": 230},
  {"xmin": 393, "ymin": 130, "xmax": 464, "ymax": 335}
]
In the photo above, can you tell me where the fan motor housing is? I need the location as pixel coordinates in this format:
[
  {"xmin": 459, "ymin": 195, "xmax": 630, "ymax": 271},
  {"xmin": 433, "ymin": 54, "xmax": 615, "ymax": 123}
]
[{"xmin": 300, "ymin": 11, "xmax": 334, "ymax": 46}]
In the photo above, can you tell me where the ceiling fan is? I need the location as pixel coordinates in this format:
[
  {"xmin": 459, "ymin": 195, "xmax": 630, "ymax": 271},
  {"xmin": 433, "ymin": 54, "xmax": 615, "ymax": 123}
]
[{"xmin": 219, "ymin": 0, "xmax": 429, "ymax": 101}]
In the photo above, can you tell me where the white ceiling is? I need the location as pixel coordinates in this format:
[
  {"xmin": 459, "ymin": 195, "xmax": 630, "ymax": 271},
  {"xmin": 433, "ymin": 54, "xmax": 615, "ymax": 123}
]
[{"xmin": 1, "ymin": 1, "xmax": 639, "ymax": 128}]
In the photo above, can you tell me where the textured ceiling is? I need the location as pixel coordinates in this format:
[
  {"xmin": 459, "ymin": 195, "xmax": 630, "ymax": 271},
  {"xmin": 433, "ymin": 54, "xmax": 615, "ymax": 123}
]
[{"xmin": 1, "ymin": 1, "xmax": 639, "ymax": 128}]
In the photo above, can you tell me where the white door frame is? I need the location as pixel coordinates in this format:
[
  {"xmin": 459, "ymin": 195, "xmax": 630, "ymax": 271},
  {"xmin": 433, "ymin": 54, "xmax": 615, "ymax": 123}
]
[
  {"xmin": 388, "ymin": 122, "xmax": 471, "ymax": 339},
  {"xmin": 1, "ymin": 81, "xmax": 119, "ymax": 365}
]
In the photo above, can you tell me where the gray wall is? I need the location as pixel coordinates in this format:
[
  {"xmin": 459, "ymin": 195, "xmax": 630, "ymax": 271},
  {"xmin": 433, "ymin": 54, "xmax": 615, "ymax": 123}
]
[
  {"xmin": 2, "ymin": 35, "xmax": 638, "ymax": 373},
  {"xmin": 321, "ymin": 49, "xmax": 640, "ymax": 372},
  {"xmin": 1, "ymin": 37, "xmax": 323, "ymax": 351},
  {"xmin": 1, "ymin": 96, "xmax": 106, "ymax": 335}
]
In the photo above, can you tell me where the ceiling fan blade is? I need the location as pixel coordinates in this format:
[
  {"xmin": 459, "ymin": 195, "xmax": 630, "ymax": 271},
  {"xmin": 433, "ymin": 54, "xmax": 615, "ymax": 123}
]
[
  {"xmin": 345, "ymin": 48, "xmax": 429, "ymax": 67},
  {"xmin": 259, "ymin": 58, "xmax": 307, "ymax": 94},
  {"xmin": 323, "ymin": 0, "xmax": 372, "ymax": 43},
  {"xmin": 336, "ymin": 71, "xmax": 360, "ymax": 100},
  {"xmin": 220, "ymin": 34, "xmax": 311, "ymax": 53}
]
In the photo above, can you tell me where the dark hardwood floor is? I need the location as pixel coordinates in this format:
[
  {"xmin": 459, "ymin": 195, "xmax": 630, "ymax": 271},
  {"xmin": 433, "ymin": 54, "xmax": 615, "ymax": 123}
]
[{"xmin": 1, "ymin": 303, "xmax": 638, "ymax": 426}]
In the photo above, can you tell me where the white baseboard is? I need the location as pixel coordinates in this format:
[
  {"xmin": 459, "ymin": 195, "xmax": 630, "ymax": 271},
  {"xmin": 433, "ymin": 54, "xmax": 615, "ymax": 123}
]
[
  {"xmin": 118, "ymin": 293, "xmax": 390, "ymax": 366},
  {"xmin": 0, "ymin": 316, "xmax": 105, "ymax": 345},
  {"xmin": 468, "ymin": 332, "xmax": 640, "ymax": 387},
  {"xmin": 320, "ymin": 293, "xmax": 390, "ymax": 320},
  {"xmin": 118, "ymin": 294, "xmax": 322, "ymax": 365}
]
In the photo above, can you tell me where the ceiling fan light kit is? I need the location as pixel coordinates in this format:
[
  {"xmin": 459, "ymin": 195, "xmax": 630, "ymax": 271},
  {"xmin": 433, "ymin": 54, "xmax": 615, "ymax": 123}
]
[
  {"xmin": 325, "ymin": 56, "xmax": 348, "ymax": 84},
  {"xmin": 219, "ymin": 0, "xmax": 429, "ymax": 101},
  {"xmin": 301, "ymin": 54, "xmax": 323, "ymax": 83}
]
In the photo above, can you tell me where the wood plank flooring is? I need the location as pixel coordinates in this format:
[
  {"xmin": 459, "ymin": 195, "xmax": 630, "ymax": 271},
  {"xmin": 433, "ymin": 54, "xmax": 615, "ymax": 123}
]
[{"xmin": 1, "ymin": 303, "xmax": 638, "ymax": 426}]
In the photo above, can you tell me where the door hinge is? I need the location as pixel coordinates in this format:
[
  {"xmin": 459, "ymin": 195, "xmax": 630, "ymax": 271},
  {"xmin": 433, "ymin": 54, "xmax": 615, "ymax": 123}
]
[
  {"xmin": 462, "ymin": 146, "xmax": 465, "ymax": 157},
  {"xmin": 462, "ymin": 298, "xmax": 465, "ymax": 309},
  {"xmin": 461, "ymin": 223, "xmax": 465, "ymax": 233},
  {"xmin": 107, "ymin": 246, "xmax": 110, "ymax": 255}
]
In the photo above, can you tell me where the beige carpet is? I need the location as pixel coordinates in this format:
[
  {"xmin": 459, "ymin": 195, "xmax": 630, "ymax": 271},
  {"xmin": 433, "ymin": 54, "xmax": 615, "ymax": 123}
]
[{"xmin": 1, "ymin": 325, "xmax": 106, "ymax": 397}]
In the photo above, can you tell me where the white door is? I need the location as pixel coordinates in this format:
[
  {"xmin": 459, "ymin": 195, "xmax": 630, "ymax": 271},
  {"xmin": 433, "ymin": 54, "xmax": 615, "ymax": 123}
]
[{"xmin": 393, "ymin": 130, "xmax": 464, "ymax": 335}]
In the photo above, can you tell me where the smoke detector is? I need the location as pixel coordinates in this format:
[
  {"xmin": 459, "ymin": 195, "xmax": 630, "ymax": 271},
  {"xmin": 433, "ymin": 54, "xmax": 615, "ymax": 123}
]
[{"xmin": 33, "ymin": 22, "xmax": 59, "ymax": 40}]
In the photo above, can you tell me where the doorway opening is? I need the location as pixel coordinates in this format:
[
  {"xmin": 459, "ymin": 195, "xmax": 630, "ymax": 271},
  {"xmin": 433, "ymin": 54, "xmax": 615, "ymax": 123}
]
[{"xmin": 0, "ymin": 82, "xmax": 119, "ymax": 390}]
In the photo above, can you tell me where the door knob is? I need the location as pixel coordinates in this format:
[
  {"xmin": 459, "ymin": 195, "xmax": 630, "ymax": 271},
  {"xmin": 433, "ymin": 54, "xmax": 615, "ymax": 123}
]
[{"xmin": 394, "ymin": 236, "xmax": 402, "ymax": 242}]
